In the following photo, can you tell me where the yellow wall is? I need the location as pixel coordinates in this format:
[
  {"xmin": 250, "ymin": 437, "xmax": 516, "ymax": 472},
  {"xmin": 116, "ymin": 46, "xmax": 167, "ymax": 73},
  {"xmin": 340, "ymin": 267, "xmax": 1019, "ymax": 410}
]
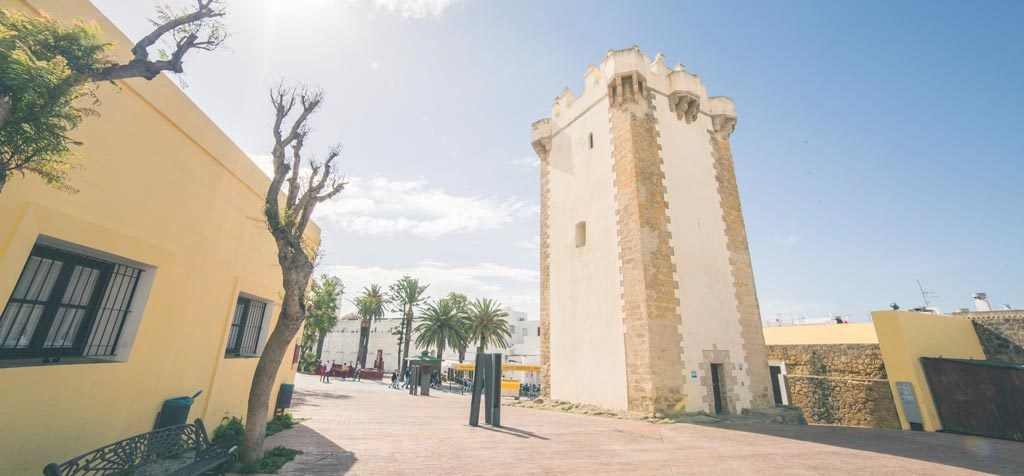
[
  {"xmin": 0, "ymin": 1, "xmax": 317, "ymax": 473},
  {"xmin": 871, "ymin": 311, "xmax": 985, "ymax": 432},
  {"xmin": 763, "ymin": 323, "xmax": 878, "ymax": 345}
]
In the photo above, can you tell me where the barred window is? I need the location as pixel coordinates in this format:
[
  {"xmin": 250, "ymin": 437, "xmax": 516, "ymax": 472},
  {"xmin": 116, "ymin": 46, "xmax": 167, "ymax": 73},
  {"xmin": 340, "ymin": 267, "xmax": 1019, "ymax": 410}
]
[
  {"xmin": 226, "ymin": 296, "xmax": 268, "ymax": 357},
  {"xmin": 0, "ymin": 244, "xmax": 142, "ymax": 359}
]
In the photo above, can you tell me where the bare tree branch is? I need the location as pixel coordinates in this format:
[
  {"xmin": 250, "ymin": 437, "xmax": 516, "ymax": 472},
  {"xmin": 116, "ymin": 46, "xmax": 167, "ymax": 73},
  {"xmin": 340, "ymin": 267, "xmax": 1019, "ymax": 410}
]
[
  {"xmin": 264, "ymin": 83, "xmax": 341, "ymax": 252},
  {"xmin": 90, "ymin": 0, "xmax": 226, "ymax": 82},
  {"xmin": 131, "ymin": 0, "xmax": 223, "ymax": 60}
]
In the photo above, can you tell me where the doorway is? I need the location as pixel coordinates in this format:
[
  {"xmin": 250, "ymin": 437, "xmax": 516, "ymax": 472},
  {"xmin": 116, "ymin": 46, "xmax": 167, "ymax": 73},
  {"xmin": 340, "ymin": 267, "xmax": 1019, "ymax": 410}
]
[
  {"xmin": 769, "ymin": 365, "xmax": 784, "ymax": 405},
  {"xmin": 711, "ymin": 363, "xmax": 725, "ymax": 414}
]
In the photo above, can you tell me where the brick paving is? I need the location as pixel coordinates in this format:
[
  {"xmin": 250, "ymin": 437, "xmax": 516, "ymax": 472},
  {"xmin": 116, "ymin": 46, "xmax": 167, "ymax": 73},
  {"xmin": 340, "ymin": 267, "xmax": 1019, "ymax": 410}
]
[{"xmin": 266, "ymin": 373, "xmax": 1023, "ymax": 475}]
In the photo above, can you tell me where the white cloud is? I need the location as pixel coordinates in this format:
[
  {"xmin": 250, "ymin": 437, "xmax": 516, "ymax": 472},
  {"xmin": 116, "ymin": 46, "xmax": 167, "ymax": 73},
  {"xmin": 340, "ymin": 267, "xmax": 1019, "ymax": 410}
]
[
  {"xmin": 322, "ymin": 261, "xmax": 539, "ymax": 318},
  {"xmin": 247, "ymin": 154, "xmax": 534, "ymax": 238},
  {"xmin": 512, "ymin": 156, "xmax": 540, "ymax": 169},
  {"xmin": 516, "ymin": 236, "xmax": 539, "ymax": 250},
  {"xmin": 314, "ymin": 176, "xmax": 537, "ymax": 238},
  {"xmin": 369, "ymin": 0, "xmax": 464, "ymax": 18}
]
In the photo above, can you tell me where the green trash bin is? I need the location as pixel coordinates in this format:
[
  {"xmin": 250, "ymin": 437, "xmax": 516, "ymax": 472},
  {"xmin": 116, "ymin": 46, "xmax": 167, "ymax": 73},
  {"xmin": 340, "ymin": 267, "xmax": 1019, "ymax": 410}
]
[
  {"xmin": 155, "ymin": 390, "xmax": 202, "ymax": 429},
  {"xmin": 276, "ymin": 383, "xmax": 295, "ymax": 414}
]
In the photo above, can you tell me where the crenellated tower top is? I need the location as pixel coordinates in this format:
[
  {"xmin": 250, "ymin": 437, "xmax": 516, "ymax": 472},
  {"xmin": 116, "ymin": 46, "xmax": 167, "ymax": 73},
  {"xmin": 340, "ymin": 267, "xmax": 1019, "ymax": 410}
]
[{"xmin": 532, "ymin": 45, "xmax": 739, "ymax": 148}]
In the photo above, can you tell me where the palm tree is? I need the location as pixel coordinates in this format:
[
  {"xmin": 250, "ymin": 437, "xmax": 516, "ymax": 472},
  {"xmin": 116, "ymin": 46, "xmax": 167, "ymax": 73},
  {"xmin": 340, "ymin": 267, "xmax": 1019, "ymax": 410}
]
[
  {"xmin": 464, "ymin": 298, "xmax": 511, "ymax": 353},
  {"xmin": 439, "ymin": 292, "xmax": 471, "ymax": 362},
  {"xmin": 388, "ymin": 276, "xmax": 429, "ymax": 373},
  {"xmin": 414, "ymin": 299, "xmax": 468, "ymax": 360},
  {"xmin": 305, "ymin": 275, "xmax": 344, "ymax": 361},
  {"xmin": 353, "ymin": 284, "xmax": 386, "ymax": 368}
]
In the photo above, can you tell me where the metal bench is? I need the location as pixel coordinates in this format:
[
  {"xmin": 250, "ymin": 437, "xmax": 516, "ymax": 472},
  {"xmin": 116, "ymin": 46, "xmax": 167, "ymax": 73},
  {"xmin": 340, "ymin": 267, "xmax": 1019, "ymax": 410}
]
[{"xmin": 43, "ymin": 419, "xmax": 237, "ymax": 476}]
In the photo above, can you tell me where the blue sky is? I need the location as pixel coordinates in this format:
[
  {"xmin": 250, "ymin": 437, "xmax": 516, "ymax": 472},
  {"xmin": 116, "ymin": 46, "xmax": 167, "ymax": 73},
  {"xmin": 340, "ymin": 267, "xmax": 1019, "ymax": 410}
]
[{"xmin": 92, "ymin": 0, "xmax": 1023, "ymax": 321}]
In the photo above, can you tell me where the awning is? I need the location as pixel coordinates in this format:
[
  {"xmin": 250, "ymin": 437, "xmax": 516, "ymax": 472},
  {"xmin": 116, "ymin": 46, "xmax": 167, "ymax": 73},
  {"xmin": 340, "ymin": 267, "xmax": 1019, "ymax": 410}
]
[{"xmin": 451, "ymin": 362, "xmax": 542, "ymax": 372}]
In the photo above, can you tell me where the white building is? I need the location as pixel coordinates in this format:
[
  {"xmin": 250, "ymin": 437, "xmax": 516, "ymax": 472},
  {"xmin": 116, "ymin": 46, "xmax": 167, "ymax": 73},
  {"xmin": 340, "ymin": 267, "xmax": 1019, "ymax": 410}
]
[{"xmin": 319, "ymin": 308, "xmax": 540, "ymax": 375}]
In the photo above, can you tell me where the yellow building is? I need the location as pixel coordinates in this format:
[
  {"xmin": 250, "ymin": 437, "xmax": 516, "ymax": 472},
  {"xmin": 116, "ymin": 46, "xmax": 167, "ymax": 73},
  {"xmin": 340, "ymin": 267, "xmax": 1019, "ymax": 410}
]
[
  {"xmin": 764, "ymin": 312, "xmax": 989, "ymax": 432},
  {"xmin": 0, "ymin": 1, "xmax": 314, "ymax": 473},
  {"xmin": 871, "ymin": 311, "xmax": 985, "ymax": 432}
]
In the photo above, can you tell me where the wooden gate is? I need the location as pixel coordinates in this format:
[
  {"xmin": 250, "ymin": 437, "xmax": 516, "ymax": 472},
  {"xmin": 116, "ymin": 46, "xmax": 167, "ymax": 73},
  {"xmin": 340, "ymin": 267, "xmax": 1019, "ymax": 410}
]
[{"xmin": 921, "ymin": 357, "xmax": 1024, "ymax": 441}]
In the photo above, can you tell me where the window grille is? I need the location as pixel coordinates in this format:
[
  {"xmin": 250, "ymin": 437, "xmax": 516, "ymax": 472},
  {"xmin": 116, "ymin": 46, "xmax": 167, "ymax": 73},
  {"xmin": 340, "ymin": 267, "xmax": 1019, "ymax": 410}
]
[
  {"xmin": 226, "ymin": 296, "xmax": 267, "ymax": 356},
  {"xmin": 0, "ymin": 244, "xmax": 142, "ymax": 359}
]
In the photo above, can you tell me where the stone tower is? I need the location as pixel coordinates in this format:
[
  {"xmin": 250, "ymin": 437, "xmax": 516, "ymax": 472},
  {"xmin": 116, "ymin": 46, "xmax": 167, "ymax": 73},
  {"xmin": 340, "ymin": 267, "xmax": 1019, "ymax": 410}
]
[{"xmin": 531, "ymin": 46, "xmax": 772, "ymax": 415}]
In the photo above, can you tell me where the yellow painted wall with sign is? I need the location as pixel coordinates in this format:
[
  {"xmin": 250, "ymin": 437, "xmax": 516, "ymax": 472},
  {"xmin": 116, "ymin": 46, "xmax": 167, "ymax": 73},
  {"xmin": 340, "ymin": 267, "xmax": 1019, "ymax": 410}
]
[
  {"xmin": 871, "ymin": 311, "xmax": 985, "ymax": 431},
  {"xmin": 0, "ymin": 1, "xmax": 315, "ymax": 473}
]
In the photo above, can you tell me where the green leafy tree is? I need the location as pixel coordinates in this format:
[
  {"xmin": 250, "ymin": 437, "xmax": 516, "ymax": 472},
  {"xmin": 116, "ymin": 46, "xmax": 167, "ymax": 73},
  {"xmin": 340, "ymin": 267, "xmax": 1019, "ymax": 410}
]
[
  {"xmin": 0, "ymin": 1, "xmax": 226, "ymax": 193},
  {"xmin": 414, "ymin": 299, "xmax": 468, "ymax": 360},
  {"xmin": 464, "ymin": 298, "xmax": 511, "ymax": 353},
  {"xmin": 387, "ymin": 276, "xmax": 428, "ymax": 373},
  {"xmin": 353, "ymin": 284, "xmax": 386, "ymax": 368},
  {"xmin": 439, "ymin": 292, "xmax": 470, "ymax": 361},
  {"xmin": 305, "ymin": 275, "xmax": 344, "ymax": 361},
  {"xmin": 242, "ymin": 83, "xmax": 347, "ymax": 464}
]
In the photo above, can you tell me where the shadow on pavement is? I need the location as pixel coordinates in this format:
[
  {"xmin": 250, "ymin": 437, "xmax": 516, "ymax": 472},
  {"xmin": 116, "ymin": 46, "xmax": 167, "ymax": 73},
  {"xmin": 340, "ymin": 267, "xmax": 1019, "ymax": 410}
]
[
  {"xmin": 292, "ymin": 388, "xmax": 353, "ymax": 408},
  {"xmin": 472, "ymin": 424, "xmax": 550, "ymax": 440},
  {"xmin": 271, "ymin": 424, "xmax": 357, "ymax": 475},
  {"xmin": 712, "ymin": 422, "xmax": 1023, "ymax": 475}
]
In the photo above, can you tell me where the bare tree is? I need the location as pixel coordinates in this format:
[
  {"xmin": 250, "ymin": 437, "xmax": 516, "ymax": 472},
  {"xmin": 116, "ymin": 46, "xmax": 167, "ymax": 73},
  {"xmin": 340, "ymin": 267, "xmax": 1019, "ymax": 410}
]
[
  {"xmin": 92, "ymin": 0, "xmax": 228, "ymax": 82},
  {"xmin": 239, "ymin": 83, "xmax": 346, "ymax": 464}
]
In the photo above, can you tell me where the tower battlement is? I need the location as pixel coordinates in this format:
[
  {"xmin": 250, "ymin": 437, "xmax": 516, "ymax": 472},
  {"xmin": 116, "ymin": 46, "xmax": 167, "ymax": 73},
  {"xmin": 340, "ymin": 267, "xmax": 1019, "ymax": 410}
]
[
  {"xmin": 540, "ymin": 46, "xmax": 737, "ymax": 141},
  {"xmin": 533, "ymin": 46, "xmax": 772, "ymax": 415}
]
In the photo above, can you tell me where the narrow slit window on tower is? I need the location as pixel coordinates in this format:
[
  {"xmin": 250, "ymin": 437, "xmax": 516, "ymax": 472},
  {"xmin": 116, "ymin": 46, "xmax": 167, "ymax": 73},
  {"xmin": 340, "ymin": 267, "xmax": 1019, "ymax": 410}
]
[
  {"xmin": 575, "ymin": 221, "xmax": 587, "ymax": 248},
  {"xmin": 588, "ymin": 133, "xmax": 594, "ymax": 149}
]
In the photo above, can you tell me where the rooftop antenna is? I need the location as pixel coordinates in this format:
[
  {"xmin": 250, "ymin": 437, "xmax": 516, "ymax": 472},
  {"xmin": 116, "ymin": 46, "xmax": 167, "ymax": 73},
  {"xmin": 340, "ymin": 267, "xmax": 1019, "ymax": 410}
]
[{"xmin": 917, "ymin": 279, "xmax": 938, "ymax": 308}]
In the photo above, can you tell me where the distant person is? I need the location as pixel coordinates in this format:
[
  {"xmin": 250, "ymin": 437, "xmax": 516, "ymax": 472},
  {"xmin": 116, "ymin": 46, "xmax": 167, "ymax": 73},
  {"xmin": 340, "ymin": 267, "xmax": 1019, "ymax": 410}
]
[
  {"xmin": 316, "ymin": 361, "xmax": 325, "ymax": 383},
  {"xmin": 325, "ymin": 360, "xmax": 332, "ymax": 383},
  {"xmin": 402, "ymin": 369, "xmax": 411, "ymax": 389},
  {"xmin": 390, "ymin": 371, "xmax": 398, "ymax": 389},
  {"xmin": 355, "ymin": 363, "xmax": 362, "ymax": 381}
]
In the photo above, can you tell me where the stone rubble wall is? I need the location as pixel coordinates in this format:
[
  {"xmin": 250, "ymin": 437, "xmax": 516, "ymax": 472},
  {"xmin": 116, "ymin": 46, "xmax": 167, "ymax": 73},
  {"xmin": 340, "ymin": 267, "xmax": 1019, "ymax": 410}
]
[
  {"xmin": 969, "ymin": 316, "xmax": 1024, "ymax": 365},
  {"xmin": 767, "ymin": 344, "xmax": 900, "ymax": 429}
]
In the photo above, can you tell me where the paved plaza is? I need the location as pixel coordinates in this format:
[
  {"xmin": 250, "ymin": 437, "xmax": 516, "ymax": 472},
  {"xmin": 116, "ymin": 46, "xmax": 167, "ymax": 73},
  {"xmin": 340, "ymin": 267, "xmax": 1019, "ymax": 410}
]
[{"xmin": 266, "ymin": 374, "xmax": 1023, "ymax": 475}]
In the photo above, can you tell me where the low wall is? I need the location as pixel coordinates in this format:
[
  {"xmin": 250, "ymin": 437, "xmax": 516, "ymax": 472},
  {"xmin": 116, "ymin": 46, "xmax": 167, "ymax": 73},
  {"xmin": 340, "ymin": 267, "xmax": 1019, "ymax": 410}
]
[
  {"xmin": 767, "ymin": 344, "xmax": 900, "ymax": 429},
  {"xmin": 970, "ymin": 316, "xmax": 1024, "ymax": 365}
]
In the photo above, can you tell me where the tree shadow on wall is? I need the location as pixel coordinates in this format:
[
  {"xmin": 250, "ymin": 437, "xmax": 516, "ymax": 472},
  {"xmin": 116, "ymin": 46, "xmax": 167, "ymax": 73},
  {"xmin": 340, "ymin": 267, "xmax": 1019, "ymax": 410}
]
[
  {"xmin": 713, "ymin": 422, "xmax": 1024, "ymax": 475},
  {"xmin": 264, "ymin": 423, "xmax": 358, "ymax": 474}
]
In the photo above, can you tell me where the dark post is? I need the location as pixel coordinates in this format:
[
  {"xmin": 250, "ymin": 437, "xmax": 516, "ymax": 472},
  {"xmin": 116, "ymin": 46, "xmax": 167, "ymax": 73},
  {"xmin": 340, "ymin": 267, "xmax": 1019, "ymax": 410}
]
[
  {"xmin": 491, "ymin": 353, "xmax": 502, "ymax": 427},
  {"xmin": 469, "ymin": 353, "xmax": 503, "ymax": 427},
  {"xmin": 469, "ymin": 353, "xmax": 485, "ymax": 426},
  {"xmin": 483, "ymin": 354, "xmax": 493, "ymax": 425}
]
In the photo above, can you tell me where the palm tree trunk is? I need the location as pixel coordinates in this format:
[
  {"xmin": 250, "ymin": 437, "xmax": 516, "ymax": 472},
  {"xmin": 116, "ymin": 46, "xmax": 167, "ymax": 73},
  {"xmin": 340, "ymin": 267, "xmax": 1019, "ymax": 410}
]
[
  {"xmin": 357, "ymin": 318, "xmax": 370, "ymax": 367},
  {"xmin": 400, "ymin": 307, "xmax": 413, "ymax": 373},
  {"xmin": 395, "ymin": 326, "xmax": 404, "ymax": 372}
]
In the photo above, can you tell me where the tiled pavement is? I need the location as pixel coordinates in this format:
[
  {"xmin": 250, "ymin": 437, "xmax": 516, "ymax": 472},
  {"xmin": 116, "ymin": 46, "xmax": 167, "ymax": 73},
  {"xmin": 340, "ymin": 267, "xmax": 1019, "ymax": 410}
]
[{"xmin": 265, "ymin": 373, "xmax": 1022, "ymax": 475}]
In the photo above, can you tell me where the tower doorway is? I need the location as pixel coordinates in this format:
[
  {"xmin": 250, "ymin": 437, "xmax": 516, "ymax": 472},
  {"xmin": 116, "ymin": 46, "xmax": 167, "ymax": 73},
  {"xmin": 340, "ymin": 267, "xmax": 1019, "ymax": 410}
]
[{"xmin": 711, "ymin": 363, "xmax": 725, "ymax": 414}]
